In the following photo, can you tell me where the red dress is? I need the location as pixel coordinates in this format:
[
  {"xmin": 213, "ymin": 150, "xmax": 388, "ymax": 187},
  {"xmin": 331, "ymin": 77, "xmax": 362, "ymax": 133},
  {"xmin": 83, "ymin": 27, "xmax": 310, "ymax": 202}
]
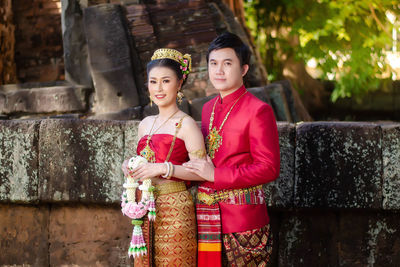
[
  {"xmin": 135, "ymin": 134, "xmax": 197, "ymax": 266},
  {"xmin": 137, "ymin": 134, "xmax": 189, "ymax": 181}
]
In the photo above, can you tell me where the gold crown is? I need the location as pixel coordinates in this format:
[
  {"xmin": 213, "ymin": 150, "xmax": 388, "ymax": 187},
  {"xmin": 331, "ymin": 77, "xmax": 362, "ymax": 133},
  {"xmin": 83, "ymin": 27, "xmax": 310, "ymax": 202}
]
[{"xmin": 151, "ymin": 48, "xmax": 192, "ymax": 72}]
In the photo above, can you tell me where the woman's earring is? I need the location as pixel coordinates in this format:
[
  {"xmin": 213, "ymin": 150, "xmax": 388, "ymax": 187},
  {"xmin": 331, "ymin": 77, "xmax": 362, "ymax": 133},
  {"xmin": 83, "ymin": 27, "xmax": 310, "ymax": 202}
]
[
  {"xmin": 177, "ymin": 91, "xmax": 184, "ymax": 105},
  {"xmin": 149, "ymin": 96, "xmax": 153, "ymax": 107}
]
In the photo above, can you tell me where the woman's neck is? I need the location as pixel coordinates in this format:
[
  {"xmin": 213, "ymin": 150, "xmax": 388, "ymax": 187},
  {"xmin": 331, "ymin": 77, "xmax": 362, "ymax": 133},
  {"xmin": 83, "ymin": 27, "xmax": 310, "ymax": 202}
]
[{"xmin": 157, "ymin": 105, "xmax": 180, "ymax": 119}]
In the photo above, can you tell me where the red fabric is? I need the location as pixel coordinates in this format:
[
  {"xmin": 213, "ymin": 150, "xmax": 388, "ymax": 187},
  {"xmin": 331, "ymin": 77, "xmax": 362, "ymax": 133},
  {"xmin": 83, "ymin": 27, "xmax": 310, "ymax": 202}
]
[
  {"xmin": 137, "ymin": 134, "xmax": 189, "ymax": 182},
  {"xmin": 200, "ymin": 85, "xmax": 280, "ymax": 233},
  {"xmin": 219, "ymin": 202, "xmax": 269, "ymax": 233},
  {"xmin": 198, "ymin": 251, "xmax": 221, "ymax": 267}
]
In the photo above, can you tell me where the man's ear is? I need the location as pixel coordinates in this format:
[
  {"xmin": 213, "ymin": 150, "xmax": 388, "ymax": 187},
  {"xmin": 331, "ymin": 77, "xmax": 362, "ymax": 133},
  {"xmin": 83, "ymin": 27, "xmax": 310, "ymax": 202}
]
[{"xmin": 241, "ymin": 64, "xmax": 249, "ymax": 77}]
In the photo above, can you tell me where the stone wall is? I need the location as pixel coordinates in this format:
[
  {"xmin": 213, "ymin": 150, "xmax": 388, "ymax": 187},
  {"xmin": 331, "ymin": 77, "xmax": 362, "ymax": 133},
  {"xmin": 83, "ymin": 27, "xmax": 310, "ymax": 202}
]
[
  {"xmin": 1, "ymin": 119, "xmax": 399, "ymax": 266},
  {"xmin": 0, "ymin": 0, "xmax": 17, "ymax": 85},
  {"xmin": 13, "ymin": 0, "xmax": 64, "ymax": 83}
]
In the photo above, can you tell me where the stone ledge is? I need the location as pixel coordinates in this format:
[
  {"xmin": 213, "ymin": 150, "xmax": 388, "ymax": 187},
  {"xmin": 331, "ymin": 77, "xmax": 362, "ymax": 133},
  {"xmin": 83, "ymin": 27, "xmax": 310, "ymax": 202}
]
[
  {"xmin": 0, "ymin": 119, "xmax": 399, "ymax": 210},
  {"xmin": 0, "ymin": 120, "xmax": 40, "ymax": 203},
  {"xmin": 382, "ymin": 123, "xmax": 400, "ymax": 210},
  {"xmin": 264, "ymin": 122, "xmax": 295, "ymax": 208},
  {"xmin": 1, "ymin": 85, "xmax": 90, "ymax": 115},
  {"xmin": 38, "ymin": 119, "xmax": 124, "ymax": 203},
  {"xmin": 294, "ymin": 122, "xmax": 382, "ymax": 209}
]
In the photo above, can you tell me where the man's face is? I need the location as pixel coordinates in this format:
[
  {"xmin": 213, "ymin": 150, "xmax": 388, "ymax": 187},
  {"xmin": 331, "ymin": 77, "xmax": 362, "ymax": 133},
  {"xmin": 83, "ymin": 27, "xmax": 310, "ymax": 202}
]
[{"xmin": 208, "ymin": 48, "xmax": 249, "ymax": 97}]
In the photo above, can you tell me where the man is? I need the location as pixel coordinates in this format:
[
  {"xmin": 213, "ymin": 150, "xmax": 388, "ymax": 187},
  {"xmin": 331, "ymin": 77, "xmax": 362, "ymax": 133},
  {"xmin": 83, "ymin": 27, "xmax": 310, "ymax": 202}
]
[{"xmin": 184, "ymin": 32, "xmax": 280, "ymax": 266}]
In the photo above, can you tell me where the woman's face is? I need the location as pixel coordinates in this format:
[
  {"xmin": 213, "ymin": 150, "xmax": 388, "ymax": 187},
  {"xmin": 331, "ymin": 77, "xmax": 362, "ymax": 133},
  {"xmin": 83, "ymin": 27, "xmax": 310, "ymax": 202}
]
[{"xmin": 148, "ymin": 66, "xmax": 182, "ymax": 108}]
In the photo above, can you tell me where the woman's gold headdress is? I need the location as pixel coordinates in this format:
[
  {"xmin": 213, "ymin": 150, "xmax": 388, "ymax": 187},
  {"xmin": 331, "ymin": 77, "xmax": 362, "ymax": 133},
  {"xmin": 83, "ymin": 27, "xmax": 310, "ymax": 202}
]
[{"xmin": 151, "ymin": 48, "xmax": 192, "ymax": 79}]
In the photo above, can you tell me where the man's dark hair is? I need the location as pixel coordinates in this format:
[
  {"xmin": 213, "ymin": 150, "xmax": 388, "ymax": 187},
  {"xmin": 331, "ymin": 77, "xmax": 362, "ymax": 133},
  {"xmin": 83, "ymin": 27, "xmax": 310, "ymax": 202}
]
[{"xmin": 206, "ymin": 32, "xmax": 251, "ymax": 66}]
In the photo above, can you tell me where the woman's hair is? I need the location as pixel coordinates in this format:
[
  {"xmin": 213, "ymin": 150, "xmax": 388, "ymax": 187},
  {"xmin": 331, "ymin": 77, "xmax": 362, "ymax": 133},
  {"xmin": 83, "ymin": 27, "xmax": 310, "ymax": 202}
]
[
  {"xmin": 147, "ymin": 48, "xmax": 191, "ymax": 86},
  {"xmin": 206, "ymin": 32, "xmax": 251, "ymax": 66},
  {"xmin": 147, "ymin": 58, "xmax": 188, "ymax": 85}
]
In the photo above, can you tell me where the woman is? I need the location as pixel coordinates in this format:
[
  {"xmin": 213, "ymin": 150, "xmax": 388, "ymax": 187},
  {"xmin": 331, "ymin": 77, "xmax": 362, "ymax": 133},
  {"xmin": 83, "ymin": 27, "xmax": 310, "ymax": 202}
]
[{"xmin": 122, "ymin": 48, "xmax": 208, "ymax": 266}]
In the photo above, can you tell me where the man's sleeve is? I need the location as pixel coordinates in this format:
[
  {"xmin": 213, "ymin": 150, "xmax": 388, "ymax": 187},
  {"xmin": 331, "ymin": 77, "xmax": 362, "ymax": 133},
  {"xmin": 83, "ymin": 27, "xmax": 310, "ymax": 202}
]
[{"xmin": 214, "ymin": 104, "xmax": 280, "ymax": 190}]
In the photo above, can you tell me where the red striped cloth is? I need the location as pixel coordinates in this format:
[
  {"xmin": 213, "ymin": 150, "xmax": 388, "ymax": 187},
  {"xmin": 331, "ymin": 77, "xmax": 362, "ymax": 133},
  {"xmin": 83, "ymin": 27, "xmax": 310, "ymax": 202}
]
[
  {"xmin": 197, "ymin": 186, "xmax": 222, "ymax": 267},
  {"xmin": 197, "ymin": 185, "xmax": 266, "ymax": 267}
]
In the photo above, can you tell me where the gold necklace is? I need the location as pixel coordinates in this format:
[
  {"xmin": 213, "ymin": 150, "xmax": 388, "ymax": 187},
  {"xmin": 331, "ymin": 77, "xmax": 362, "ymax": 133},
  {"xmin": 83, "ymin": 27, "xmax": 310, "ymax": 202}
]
[
  {"xmin": 206, "ymin": 91, "xmax": 247, "ymax": 159},
  {"xmin": 140, "ymin": 110, "xmax": 179, "ymax": 162}
]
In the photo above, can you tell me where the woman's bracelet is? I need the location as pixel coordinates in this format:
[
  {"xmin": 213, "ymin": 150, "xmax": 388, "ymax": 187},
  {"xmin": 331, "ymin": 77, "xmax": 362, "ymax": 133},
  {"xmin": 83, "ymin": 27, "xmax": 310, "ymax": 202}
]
[
  {"xmin": 161, "ymin": 162, "xmax": 170, "ymax": 178},
  {"xmin": 161, "ymin": 162, "xmax": 174, "ymax": 179},
  {"xmin": 167, "ymin": 162, "xmax": 174, "ymax": 179}
]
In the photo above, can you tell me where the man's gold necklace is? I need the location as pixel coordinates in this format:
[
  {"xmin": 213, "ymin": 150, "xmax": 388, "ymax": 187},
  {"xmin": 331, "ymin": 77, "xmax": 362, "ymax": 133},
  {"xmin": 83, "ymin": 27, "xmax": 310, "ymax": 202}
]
[
  {"xmin": 140, "ymin": 110, "xmax": 179, "ymax": 162},
  {"xmin": 206, "ymin": 91, "xmax": 247, "ymax": 159}
]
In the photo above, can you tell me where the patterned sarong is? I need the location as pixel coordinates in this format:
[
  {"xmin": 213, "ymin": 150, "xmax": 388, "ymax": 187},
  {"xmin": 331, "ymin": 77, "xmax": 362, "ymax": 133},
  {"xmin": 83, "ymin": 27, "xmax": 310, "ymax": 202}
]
[
  {"xmin": 197, "ymin": 185, "xmax": 271, "ymax": 267},
  {"xmin": 135, "ymin": 181, "xmax": 197, "ymax": 267},
  {"xmin": 223, "ymin": 224, "xmax": 273, "ymax": 267}
]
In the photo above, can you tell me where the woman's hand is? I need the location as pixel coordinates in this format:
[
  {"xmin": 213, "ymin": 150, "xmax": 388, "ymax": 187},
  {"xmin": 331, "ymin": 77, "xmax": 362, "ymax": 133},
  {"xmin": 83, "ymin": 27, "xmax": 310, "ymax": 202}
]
[
  {"xmin": 129, "ymin": 163, "xmax": 167, "ymax": 182},
  {"xmin": 121, "ymin": 159, "xmax": 130, "ymax": 177}
]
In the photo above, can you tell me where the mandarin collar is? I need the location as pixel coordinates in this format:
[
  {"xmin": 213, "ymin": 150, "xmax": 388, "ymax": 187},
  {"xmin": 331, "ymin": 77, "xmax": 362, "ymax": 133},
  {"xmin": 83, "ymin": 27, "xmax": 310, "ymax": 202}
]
[{"xmin": 217, "ymin": 85, "xmax": 247, "ymax": 105}]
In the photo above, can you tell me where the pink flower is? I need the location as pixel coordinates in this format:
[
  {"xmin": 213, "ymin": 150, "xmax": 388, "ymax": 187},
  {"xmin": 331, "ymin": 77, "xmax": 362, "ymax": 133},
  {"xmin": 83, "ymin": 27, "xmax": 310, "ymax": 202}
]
[{"xmin": 122, "ymin": 200, "xmax": 150, "ymax": 219}]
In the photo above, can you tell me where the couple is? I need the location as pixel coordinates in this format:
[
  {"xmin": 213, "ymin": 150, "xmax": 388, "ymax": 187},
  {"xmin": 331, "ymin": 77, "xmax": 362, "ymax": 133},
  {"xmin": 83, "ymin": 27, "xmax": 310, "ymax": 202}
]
[{"xmin": 123, "ymin": 32, "xmax": 280, "ymax": 267}]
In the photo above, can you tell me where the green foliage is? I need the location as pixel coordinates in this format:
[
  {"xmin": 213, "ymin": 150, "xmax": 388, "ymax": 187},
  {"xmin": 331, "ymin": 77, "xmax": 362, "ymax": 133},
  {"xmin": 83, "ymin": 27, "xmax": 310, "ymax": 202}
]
[{"xmin": 244, "ymin": 0, "xmax": 400, "ymax": 101}]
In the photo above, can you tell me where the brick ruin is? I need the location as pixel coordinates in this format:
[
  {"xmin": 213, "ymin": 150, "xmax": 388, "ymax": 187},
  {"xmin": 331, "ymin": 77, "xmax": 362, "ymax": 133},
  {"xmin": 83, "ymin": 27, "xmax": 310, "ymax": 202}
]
[{"xmin": 0, "ymin": 0, "xmax": 307, "ymax": 122}]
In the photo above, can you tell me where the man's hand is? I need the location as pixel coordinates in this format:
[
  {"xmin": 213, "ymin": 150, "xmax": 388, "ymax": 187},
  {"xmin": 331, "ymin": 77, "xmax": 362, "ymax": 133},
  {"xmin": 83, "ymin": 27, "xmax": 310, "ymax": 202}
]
[{"xmin": 183, "ymin": 156, "xmax": 215, "ymax": 182}]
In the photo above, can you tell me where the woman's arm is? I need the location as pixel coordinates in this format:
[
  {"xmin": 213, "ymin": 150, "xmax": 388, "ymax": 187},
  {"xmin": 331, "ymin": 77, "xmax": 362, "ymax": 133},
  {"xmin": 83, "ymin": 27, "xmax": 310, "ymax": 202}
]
[{"xmin": 129, "ymin": 116, "xmax": 209, "ymax": 182}]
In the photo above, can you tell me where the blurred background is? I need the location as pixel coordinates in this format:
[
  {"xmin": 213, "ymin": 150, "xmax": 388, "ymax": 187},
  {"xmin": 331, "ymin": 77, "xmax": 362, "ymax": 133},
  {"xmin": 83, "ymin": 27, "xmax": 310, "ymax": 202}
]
[{"xmin": 0, "ymin": 0, "xmax": 399, "ymax": 121}]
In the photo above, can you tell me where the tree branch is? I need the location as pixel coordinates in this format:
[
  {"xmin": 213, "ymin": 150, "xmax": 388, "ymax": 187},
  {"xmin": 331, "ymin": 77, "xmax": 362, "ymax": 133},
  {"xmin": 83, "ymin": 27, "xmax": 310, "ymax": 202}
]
[{"xmin": 368, "ymin": 3, "xmax": 392, "ymax": 39}]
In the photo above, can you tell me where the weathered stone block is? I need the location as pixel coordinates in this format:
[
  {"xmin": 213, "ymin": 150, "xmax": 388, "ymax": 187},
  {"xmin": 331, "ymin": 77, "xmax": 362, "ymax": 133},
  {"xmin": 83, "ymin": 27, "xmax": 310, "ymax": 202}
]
[
  {"xmin": 61, "ymin": 0, "xmax": 92, "ymax": 87},
  {"xmin": 123, "ymin": 120, "xmax": 140, "ymax": 160},
  {"xmin": 143, "ymin": 103, "xmax": 159, "ymax": 117},
  {"xmin": 0, "ymin": 120, "xmax": 39, "ymax": 203},
  {"xmin": 248, "ymin": 86, "xmax": 271, "ymax": 105},
  {"xmin": 264, "ymin": 122, "xmax": 295, "ymax": 208},
  {"xmin": 3, "ymin": 85, "xmax": 90, "ymax": 114},
  {"xmin": 382, "ymin": 123, "xmax": 400, "ymax": 210},
  {"xmin": 49, "ymin": 205, "xmax": 132, "ymax": 266},
  {"xmin": 0, "ymin": 204, "xmax": 49, "ymax": 266},
  {"xmin": 84, "ymin": 4, "xmax": 140, "ymax": 113},
  {"xmin": 265, "ymin": 83, "xmax": 291, "ymax": 121},
  {"xmin": 88, "ymin": 106, "xmax": 142, "ymax": 120},
  {"xmin": 276, "ymin": 80, "xmax": 299, "ymax": 122},
  {"xmin": 189, "ymin": 94, "xmax": 217, "ymax": 121},
  {"xmin": 338, "ymin": 212, "xmax": 400, "ymax": 266},
  {"xmin": 0, "ymin": 92, "xmax": 5, "ymax": 113},
  {"xmin": 295, "ymin": 122, "xmax": 382, "ymax": 209},
  {"xmin": 278, "ymin": 211, "xmax": 339, "ymax": 266},
  {"xmin": 178, "ymin": 98, "xmax": 191, "ymax": 115},
  {"xmin": 39, "ymin": 119, "xmax": 124, "ymax": 203}
]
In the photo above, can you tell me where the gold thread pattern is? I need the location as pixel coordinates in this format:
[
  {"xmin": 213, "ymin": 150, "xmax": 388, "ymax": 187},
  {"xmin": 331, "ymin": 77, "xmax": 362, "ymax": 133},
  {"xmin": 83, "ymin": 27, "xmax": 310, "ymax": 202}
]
[{"xmin": 206, "ymin": 91, "xmax": 247, "ymax": 159}]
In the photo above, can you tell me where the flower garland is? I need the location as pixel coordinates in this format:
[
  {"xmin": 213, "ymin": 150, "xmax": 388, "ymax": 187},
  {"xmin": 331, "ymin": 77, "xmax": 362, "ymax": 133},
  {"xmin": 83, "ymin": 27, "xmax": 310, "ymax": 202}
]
[{"xmin": 121, "ymin": 155, "xmax": 156, "ymax": 258}]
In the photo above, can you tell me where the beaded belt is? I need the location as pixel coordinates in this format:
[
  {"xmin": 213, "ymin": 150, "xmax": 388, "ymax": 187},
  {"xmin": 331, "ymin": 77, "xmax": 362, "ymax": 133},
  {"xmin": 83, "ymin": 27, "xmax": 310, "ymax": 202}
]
[
  {"xmin": 197, "ymin": 185, "xmax": 264, "ymax": 205},
  {"xmin": 156, "ymin": 181, "xmax": 187, "ymax": 195}
]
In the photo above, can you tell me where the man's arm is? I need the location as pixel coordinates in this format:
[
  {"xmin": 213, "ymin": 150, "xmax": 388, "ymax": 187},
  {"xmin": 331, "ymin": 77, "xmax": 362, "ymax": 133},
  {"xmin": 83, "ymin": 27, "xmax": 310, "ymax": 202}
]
[{"xmin": 214, "ymin": 104, "xmax": 280, "ymax": 190}]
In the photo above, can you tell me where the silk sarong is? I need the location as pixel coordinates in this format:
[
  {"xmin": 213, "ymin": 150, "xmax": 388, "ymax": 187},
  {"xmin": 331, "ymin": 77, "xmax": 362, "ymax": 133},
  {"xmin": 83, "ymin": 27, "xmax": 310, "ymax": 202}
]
[{"xmin": 135, "ymin": 182, "xmax": 197, "ymax": 267}]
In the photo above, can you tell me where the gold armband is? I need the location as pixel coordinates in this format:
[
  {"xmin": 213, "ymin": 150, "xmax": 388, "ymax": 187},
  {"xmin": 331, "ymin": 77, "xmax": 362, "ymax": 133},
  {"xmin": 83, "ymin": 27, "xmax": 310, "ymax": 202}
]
[{"xmin": 189, "ymin": 149, "xmax": 207, "ymax": 159}]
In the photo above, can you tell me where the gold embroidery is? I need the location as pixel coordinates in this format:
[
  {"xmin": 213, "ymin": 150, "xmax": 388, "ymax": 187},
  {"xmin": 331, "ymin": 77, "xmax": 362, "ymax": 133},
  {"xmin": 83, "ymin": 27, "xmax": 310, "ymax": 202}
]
[
  {"xmin": 189, "ymin": 149, "xmax": 207, "ymax": 159},
  {"xmin": 206, "ymin": 91, "xmax": 247, "ymax": 159}
]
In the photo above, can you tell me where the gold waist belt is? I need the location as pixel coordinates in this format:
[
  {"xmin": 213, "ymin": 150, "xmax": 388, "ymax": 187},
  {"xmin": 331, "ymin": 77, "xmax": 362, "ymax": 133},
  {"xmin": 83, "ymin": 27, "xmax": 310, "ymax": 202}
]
[
  {"xmin": 156, "ymin": 181, "xmax": 186, "ymax": 195},
  {"xmin": 197, "ymin": 185, "xmax": 263, "ymax": 205}
]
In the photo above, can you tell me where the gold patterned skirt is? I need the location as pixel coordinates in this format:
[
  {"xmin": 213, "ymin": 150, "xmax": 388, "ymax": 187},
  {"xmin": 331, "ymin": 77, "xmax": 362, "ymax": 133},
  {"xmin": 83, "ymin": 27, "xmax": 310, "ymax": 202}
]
[{"xmin": 135, "ymin": 181, "xmax": 197, "ymax": 267}]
